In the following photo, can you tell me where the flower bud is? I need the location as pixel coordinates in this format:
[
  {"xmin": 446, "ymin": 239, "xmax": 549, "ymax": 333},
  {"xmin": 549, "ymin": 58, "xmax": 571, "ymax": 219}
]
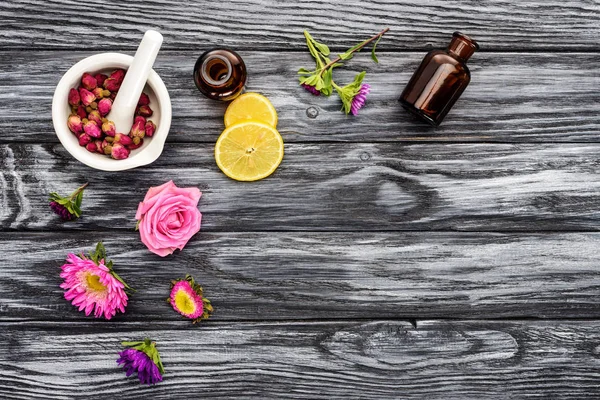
[
  {"xmin": 68, "ymin": 88, "xmax": 81, "ymax": 106},
  {"xmin": 79, "ymin": 88, "xmax": 96, "ymax": 106},
  {"xmin": 87, "ymin": 110, "xmax": 102, "ymax": 126},
  {"xmin": 138, "ymin": 93, "xmax": 150, "ymax": 106},
  {"xmin": 144, "ymin": 120, "xmax": 156, "ymax": 137},
  {"xmin": 83, "ymin": 120, "xmax": 102, "ymax": 138},
  {"xmin": 104, "ymin": 144, "xmax": 113, "ymax": 155},
  {"xmin": 94, "ymin": 73, "xmax": 108, "ymax": 88},
  {"xmin": 114, "ymin": 133, "xmax": 133, "ymax": 145},
  {"xmin": 94, "ymin": 139, "xmax": 104, "ymax": 154},
  {"xmin": 85, "ymin": 106, "xmax": 93, "ymax": 113},
  {"xmin": 78, "ymin": 133, "xmax": 92, "ymax": 147},
  {"xmin": 76, "ymin": 105, "xmax": 87, "ymax": 119},
  {"xmin": 85, "ymin": 142, "xmax": 98, "ymax": 153},
  {"xmin": 81, "ymin": 72, "xmax": 97, "ymax": 91},
  {"xmin": 128, "ymin": 138, "xmax": 144, "ymax": 150},
  {"xmin": 109, "ymin": 92, "xmax": 117, "ymax": 100},
  {"xmin": 103, "ymin": 78, "xmax": 121, "ymax": 92},
  {"xmin": 90, "ymin": 101, "xmax": 98, "ymax": 110},
  {"xmin": 110, "ymin": 69, "xmax": 126, "ymax": 83},
  {"xmin": 92, "ymin": 87, "xmax": 105, "ymax": 99},
  {"xmin": 67, "ymin": 115, "xmax": 83, "ymax": 134},
  {"xmin": 102, "ymin": 120, "xmax": 116, "ymax": 137},
  {"xmin": 111, "ymin": 143, "xmax": 130, "ymax": 160},
  {"xmin": 136, "ymin": 105, "xmax": 153, "ymax": 118},
  {"xmin": 130, "ymin": 116, "xmax": 146, "ymax": 138},
  {"xmin": 97, "ymin": 98, "xmax": 112, "ymax": 117},
  {"xmin": 104, "ymin": 136, "xmax": 114, "ymax": 143}
]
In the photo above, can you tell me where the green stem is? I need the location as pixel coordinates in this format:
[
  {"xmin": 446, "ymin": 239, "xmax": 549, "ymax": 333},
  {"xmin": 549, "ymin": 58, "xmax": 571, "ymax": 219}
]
[
  {"xmin": 319, "ymin": 27, "xmax": 389, "ymax": 76},
  {"xmin": 68, "ymin": 182, "xmax": 88, "ymax": 200}
]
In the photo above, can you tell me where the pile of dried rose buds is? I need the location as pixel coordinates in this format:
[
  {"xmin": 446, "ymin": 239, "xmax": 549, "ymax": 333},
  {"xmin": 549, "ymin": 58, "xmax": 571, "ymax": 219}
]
[{"xmin": 66, "ymin": 69, "xmax": 156, "ymax": 160}]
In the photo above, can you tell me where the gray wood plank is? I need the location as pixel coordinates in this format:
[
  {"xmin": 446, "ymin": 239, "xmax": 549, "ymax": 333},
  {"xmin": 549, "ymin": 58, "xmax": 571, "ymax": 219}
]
[
  {"xmin": 3, "ymin": 142, "xmax": 600, "ymax": 232},
  {"xmin": 2, "ymin": 231, "xmax": 600, "ymax": 321},
  {"xmin": 1, "ymin": 1, "xmax": 598, "ymax": 51},
  {"xmin": 1, "ymin": 51, "xmax": 599, "ymax": 143},
  {"xmin": 0, "ymin": 320, "xmax": 599, "ymax": 398}
]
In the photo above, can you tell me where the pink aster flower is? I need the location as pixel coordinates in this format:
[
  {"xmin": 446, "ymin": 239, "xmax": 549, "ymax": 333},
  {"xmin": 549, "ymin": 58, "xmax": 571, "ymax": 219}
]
[
  {"xmin": 168, "ymin": 275, "xmax": 213, "ymax": 324},
  {"xmin": 350, "ymin": 83, "xmax": 371, "ymax": 115},
  {"xmin": 59, "ymin": 242, "xmax": 131, "ymax": 320}
]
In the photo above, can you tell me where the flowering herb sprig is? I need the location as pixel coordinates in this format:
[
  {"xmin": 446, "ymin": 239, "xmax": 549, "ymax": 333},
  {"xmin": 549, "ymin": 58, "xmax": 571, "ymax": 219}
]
[
  {"xmin": 298, "ymin": 28, "xmax": 388, "ymax": 114},
  {"xmin": 49, "ymin": 182, "xmax": 88, "ymax": 220},
  {"xmin": 168, "ymin": 274, "xmax": 213, "ymax": 324},
  {"xmin": 118, "ymin": 338, "xmax": 164, "ymax": 385},
  {"xmin": 60, "ymin": 241, "xmax": 133, "ymax": 320}
]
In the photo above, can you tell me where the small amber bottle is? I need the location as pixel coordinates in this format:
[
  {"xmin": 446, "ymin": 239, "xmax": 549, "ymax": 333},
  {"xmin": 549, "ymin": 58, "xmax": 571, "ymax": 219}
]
[
  {"xmin": 399, "ymin": 32, "xmax": 478, "ymax": 126},
  {"xmin": 194, "ymin": 48, "xmax": 247, "ymax": 101}
]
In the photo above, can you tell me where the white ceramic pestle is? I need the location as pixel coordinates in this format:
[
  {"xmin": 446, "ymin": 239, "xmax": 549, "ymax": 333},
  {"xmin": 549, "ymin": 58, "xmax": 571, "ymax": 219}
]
[{"xmin": 110, "ymin": 30, "xmax": 163, "ymax": 134}]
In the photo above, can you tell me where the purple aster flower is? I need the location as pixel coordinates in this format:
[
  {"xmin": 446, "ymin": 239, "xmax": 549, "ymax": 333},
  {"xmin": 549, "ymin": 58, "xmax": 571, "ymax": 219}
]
[
  {"xmin": 301, "ymin": 83, "xmax": 321, "ymax": 96},
  {"xmin": 49, "ymin": 201, "xmax": 74, "ymax": 220},
  {"xmin": 117, "ymin": 348, "xmax": 163, "ymax": 385},
  {"xmin": 350, "ymin": 84, "xmax": 371, "ymax": 115}
]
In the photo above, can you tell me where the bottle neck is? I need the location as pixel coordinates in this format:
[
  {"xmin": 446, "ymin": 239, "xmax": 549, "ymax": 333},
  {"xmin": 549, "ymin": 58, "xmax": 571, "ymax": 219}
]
[
  {"xmin": 201, "ymin": 54, "xmax": 233, "ymax": 87},
  {"xmin": 447, "ymin": 32, "xmax": 479, "ymax": 62}
]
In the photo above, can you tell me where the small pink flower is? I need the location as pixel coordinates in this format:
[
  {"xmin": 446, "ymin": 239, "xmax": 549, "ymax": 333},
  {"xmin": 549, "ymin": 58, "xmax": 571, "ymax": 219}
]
[
  {"xmin": 145, "ymin": 121, "xmax": 156, "ymax": 137},
  {"xmin": 83, "ymin": 120, "xmax": 102, "ymax": 138},
  {"xmin": 87, "ymin": 110, "xmax": 102, "ymax": 126},
  {"xmin": 67, "ymin": 115, "xmax": 83, "ymax": 134},
  {"xmin": 78, "ymin": 133, "xmax": 92, "ymax": 147},
  {"xmin": 68, "ymin": 88, "xmax": 81, "ymax": 106},
  {"xmin": 79, "ymin": 88, "xmax": 96, "ymax": 106},
  {"xmin": 103, "ymin": 78, "xmax": 121, "ymax": 92},
  {"xmin": 81, "ymin": 73, "xmax": 97, "ymax": 91},
  {"xmin": 94, "ymin": 73, "xmax": 108, "ymax": 88},
  {"xmin": 135, "ymin": 181, "xmax": 202, "ymax": 257},
  {"xmin": 114, "ymin": 133, "xmax": 133, "ymax": 146},
  {"xmin": 97, "ymin": 98, "xmax": 112, "ymax": 117},
  {"xmin": 102, "ymin": 120, "xmax": 116, "ymax": 137},
  {"xmin": 138, "ymin": 93, "xmax": 150, "ymax": 106},
  {"xmin": 350, "ymin": 83, "xmax": 371, "ymax": 115},
  {"xmin": 75, "ymin": 105, "xmax": 87, "ymax": 119},
  {"xmin": 60, "ymin": 252, "xmax": 128, "ymax": 320},
  {"xmin": 136, "ymin": 105, "xmax": 153, "ymax": 118},
  {"xmin": 168, "ymin": 275, "xmax": 213, "ymax": 323},
  {"xmin": 130, "ymin": 116, "xmax": 146, "ymax": 138},
  {"xmin": 110, "ymin": 69, "xmax": 126, "ymax": 83},
  {"xmin": 111, "ymin": 143, "xmax": 130, "ymax": 160}
]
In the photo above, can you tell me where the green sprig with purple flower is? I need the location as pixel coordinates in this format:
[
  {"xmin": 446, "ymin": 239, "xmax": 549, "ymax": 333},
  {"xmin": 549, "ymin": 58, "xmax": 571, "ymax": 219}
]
[
  {"xmin": 49, "ymin": 182, "xmax": 88, "ymax": 220},
  {"xmin": 298, "ymin": 28, "xmax": 389, "ymax": 115}
]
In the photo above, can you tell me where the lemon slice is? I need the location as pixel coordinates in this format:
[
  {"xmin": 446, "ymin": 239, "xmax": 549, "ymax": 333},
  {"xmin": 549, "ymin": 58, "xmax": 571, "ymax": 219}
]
[
  {"xmin": 224, "ymin": 92, "xmax": 278, "ymax": 128},
  {"xmin": 215, "ymin": 121, "xmax": 284, "ymax": 181}
]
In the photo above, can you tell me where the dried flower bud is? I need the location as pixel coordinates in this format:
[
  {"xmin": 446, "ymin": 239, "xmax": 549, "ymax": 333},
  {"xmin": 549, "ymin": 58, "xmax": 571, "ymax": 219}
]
[
  {"xmin": 83, "ymin": 120, "xmax": 102, "ymax": 138},
  {"xmin": 81, "ymin": 73, "xmax": 97, "ymax": 91},
  {"xmin": 144, "ymin": 120, "xmax": 156, "ymax": 137},
  {"xmin": 101, "ymin": 139, "xmax": 112, "ymax": 152},
  {"xmin": 104, "ymin": 144, "xmax": 113, "ymax": 155},
  {"xmin": 109, "ymin": 92, "xmax": 117, "ymax": 100},
  {"xmin": 92, "ymin": 87, "xmax": 105, "ymax": 99},
  {"xmin": 136, "ymin": 105, "xmax": 153, "ymax": 118},
  {"xmin": 97, "ymin": 98, "xmax": 112, "ymax": 117},
  {"xmin": 87, "ymin": 110, "xmax": 102, "ymax": 126},
  {"xmin": 114, "ymin": 133, "xmax": 133, "ymax": 146},
  {"xmin": 111, "ymin": 143, "xmax": 130, "ymax": 160},
  {"xmin": 76, "ymin": 105, "xmax": 87, "ymax": 119},
  {"xmin": 128, "ymin": 138, "xmax": 144, "ymax": 150},
  {"xmin": 68, "ymin": 88, "xmax": 81, "ymax": 106},
  {"xmin": 94, "ymin": 139, "xmax": 104, "ymax": 154},
  {"xmin": 90, "ymin": 101, "xmax": 98, "ymax": 110},
  {"xmin": 94, "ymin": 73, "xmax": 108, "ymax": 88},
  {"xmin": 103, "ymin": 78, "xmax": 121, "ymax": 92},
  {"xmin": 110, "ymin": 69, "xmax": 126, "ymax": 83},
  {"xmin": 104, "ymin": 136, "xmax": 114, "ymax": 143},
  {"xmin": 85, "ymin": 142, "xmax": 98, "ymax": 153},
  {"xmin": 102, "ymin": 120, "xmax": 116, "ymax": 137},
  {"xmin": 78, "ymin": 133, "xmax": 92, "ymax": 147},
  {"xmin": 102, "ymin": 89, "xmax": 111, "ymax": 97},
  {"xmin": 67, "ymin": 115, "xmax": 83, "ymax": 134},
  {"xmin": 130, "ymin": 116, "xmax": 146, "ymax": 138},
  {"xmin": 79, "ymin": 88, "xmax": 96, "ymax": 106},
  {"xmin": 138, "ymin": 93, "xmax": 150, "ymax": 106}
]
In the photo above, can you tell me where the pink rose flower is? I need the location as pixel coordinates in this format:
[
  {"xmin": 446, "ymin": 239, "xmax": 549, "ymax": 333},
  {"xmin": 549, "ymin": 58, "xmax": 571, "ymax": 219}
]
[{"xmin": 135, "ymin": 181, "xmax": 202, "ymax": 257}]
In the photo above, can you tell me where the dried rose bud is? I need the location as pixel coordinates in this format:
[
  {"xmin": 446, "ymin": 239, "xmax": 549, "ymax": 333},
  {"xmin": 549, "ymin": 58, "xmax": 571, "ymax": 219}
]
[
  {"xmin": 85, "ymin": 142, "xmax": 98, "ymax": 153},
  {"xmin": 104, "ymin": 136, "xmax": 114, "ymax": 143},
  {"xmin": 92, "ymin": 87, "xmax": 105, "ymax": 99},
  {"xmin": 68, "ymin": 88, "xmax": 81, "ymax": 106},
  {"xmin": 90, "ymin": 101, "xmax": 98, "ymax": 110},
  {"xmin": 136, "ymin": 105, "xmax": 153, "ymax": 118},
  {"xmin": 111, "ymin": 143, "xmax": 130, "ymax": 160},
  {"xmin": 94, "ymin": 139, "xmax": 104, "ymax": 154},
  {"xmin": 101, "ymin": 139, "xmax": 112, "ymax": 152},
  {"xmin": 128, "ymin": 138, "xmax": 143, "ymax": 150},
  {"xmin": 83, "ymin": 120, "xmax": 102, "ymax": 138},
  {"xmin": 81, "ymin": 73, "xmax": 97, "ymax": 91},
  {"xmin": 67, "ymin": 115, "xmax": 83, "ymax": 134},
  {"xmin": 114, "ymin": 133, "xmax": 133, "ymax": 146},
  {"xmin": 144, "ymin": 120, "xmax": 156, "ymax": 137},
  {"xmin": 76, "ymin": 105, "xmax": 87, "ymax": 119},
  {"xmin": 78, "ymin": 133, "xmax": 92, "ymax": 147},
  {"xmin": 104, "ymin": 144, "xmax": 113, "ymax": 155},
  {"xmin": 130, "ymin": 116, "xmax": 146, "ymax": 138},
  {"xmin": 110, "ymin": 69, "xmax": 126, "ymax": 83},
  {"xmin": 87, "ymin": 110, "xmax": 102, "ymax": 126},
  {"xmin": 102, "ymin": 120, "xmax": 116, "ymax": 137},
  {"xmin": 94, "ymin": 73, "xmax": 108, "ymax": 87},
  {"xmin": 79, "ymin": 88, "xmax": 96, "ymax": 106},
  {"xmin": 103, "ymin": 78, "xmax": 121, "ymax": 92},
  {"xmin": 138, "ymin": 93, "xmax": 150, "ymax": 106},
  {"xmin": 97, "ymin": 98, "xmax": 112, "ymax": 117},
  {"xmin": 109, "ymin": 91, "xmax": 117, "ymax": 100}
]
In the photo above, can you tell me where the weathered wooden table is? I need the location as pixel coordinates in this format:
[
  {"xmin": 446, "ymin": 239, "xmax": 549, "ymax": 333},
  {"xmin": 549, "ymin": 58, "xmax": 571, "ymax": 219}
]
[{"xmin": 1, "ymin": 1, "xmax": 600, "ymax": 398}]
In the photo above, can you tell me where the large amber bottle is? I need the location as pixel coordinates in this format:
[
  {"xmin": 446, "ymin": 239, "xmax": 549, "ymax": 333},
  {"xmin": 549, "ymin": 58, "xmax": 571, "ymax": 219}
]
[{"xmin": 399, "ymin": 32, "xmax": 478, "ymax": 126}]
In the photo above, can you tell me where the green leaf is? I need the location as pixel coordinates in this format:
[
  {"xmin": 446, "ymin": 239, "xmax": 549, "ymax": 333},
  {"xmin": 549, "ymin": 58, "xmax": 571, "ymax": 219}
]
[
  {"xmin": 75, "ymin": 190, "xmax": 83, "ymax": 208},
  {"xmin": 304, "ymin": 31, "xmax": 330, "ymax": 56},
  {"xmin": 297, "ymin": 67, "xmax": 313, "ymax": 74},
  {"xmin": 371, "ymin": 34, "xmax": 383, "ymax": 63},
  {"xmin": 321, "ymin": 69, "xmax": 333, "ymax": 96},
  {"xmin": 135, "ymin": 219, "xmax": 140, "ymax": 231}
]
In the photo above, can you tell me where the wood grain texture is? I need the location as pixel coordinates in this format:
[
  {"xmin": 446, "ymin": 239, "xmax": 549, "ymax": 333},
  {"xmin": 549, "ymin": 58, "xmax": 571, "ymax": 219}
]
[
  {"xmin": 1, "ymin": 51, "xmax": 599, "ymax": 143},
  {"xmin": 2, "ymin": 231, "xmax": 600, "ymax": 321},
  {"xmin": 1, "ymin": 320, "xmax": 599, "ymax": 398},
  {"xmin": 2, "ymin": 142, "xmax": 600, "ymax": 232},
  {"xmin": 1, "ymin": 0, "xmax": 599, "ymax": 51}
]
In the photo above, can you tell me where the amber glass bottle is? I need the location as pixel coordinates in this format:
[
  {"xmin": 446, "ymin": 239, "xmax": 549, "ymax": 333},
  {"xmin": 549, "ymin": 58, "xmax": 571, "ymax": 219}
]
[
  {"xmin": 399, "ymin": 32, "xmax": 478, "ymax": 126},
  {"xmin": 194, "ymin": 48, "xmax": 247, "ymax": 101}
]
